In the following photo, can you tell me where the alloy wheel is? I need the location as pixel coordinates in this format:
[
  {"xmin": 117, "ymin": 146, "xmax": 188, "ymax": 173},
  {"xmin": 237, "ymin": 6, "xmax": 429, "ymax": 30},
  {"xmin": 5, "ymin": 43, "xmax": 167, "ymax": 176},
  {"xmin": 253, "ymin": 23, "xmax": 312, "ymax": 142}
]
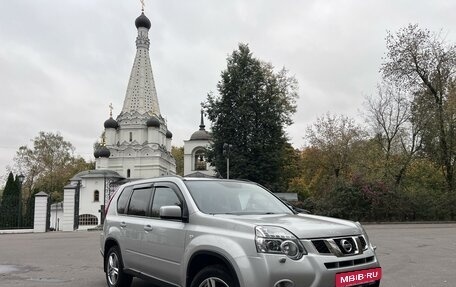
[
  {"xmin": 198, "ymin": 277, "xmax": 229, "ymax": 287},
  {"xmin": 107, "ymin": 252, "xmax": 120, "ymax": 286}
]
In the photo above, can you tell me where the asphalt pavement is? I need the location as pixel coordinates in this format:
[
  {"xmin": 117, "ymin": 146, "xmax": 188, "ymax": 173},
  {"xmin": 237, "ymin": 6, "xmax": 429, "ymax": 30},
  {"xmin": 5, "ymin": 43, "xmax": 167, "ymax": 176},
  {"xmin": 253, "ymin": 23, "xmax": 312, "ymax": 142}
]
[
  {"xmin": 366, "ymin": 223, "xmax": 456, "ymax": 287},
  {"xmin": 0, "ymin": 223, "xmax": 455, "ymax": 287}
]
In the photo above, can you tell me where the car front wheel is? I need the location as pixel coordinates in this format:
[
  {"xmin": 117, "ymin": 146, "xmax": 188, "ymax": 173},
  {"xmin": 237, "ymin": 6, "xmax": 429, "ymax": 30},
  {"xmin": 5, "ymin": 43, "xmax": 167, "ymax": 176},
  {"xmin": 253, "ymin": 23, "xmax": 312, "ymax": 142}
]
[
  {"xmin": 190, "ymin": 265, "xmax": 238, "ymax": 287},
  {"xmin": 105, "ymin": 246, "xmax": 132, "ymax": 287}
]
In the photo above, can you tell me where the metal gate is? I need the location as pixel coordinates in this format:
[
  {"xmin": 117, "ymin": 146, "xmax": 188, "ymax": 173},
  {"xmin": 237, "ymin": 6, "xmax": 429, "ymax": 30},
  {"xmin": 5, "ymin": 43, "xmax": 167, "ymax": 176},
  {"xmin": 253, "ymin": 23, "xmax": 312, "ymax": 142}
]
[
  {"xmin": 73, "ymin": 182, "xmax": 81, "ymax": 230},
  {"xmin": 46, "ymin": 198, "xmax": 51, "ymax": 231},
  {"xmin": 0, "ymin": 196, "xmax": 34, "ymax": 230}
]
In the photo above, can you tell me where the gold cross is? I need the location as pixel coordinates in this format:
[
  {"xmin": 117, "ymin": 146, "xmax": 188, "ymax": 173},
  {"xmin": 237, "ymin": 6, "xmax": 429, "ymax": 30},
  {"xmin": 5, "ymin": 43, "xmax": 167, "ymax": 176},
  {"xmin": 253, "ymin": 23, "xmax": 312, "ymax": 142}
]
[
  {"xmin": 109, "ymin": 103, "xmax": 113, "ymax": 117},
  {"xmin": 140, "ymin": 0, "xmax": 145, "ymax": 12}
]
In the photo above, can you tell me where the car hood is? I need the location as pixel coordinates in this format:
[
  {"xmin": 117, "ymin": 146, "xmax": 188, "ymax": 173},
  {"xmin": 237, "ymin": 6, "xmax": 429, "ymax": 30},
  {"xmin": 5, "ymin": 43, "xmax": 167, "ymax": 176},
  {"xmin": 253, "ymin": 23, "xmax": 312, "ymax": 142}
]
[{"xmin": 212, "ymin": 213, "xmax": 361, "ymax": 239}]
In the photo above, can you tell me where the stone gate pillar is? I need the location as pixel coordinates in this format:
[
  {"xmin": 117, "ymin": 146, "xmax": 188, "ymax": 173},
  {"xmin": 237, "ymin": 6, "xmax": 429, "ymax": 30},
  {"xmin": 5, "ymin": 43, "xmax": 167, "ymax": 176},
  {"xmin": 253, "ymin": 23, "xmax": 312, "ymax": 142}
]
[
  {"xmin": 62, "ymin": 186, "xmax": 76, "ymax": 231},
  {"xmin": 34, "ymin": 192, "xmax": 49, "ymax": 233}
]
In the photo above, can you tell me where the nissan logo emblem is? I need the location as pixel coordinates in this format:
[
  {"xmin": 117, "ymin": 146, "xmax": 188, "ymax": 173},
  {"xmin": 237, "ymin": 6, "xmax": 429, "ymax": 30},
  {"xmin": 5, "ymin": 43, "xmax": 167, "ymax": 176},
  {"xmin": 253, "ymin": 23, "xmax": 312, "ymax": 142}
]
[{"xmin": 341, "ymin": 239, "xmax": 353, "ymax": 253}]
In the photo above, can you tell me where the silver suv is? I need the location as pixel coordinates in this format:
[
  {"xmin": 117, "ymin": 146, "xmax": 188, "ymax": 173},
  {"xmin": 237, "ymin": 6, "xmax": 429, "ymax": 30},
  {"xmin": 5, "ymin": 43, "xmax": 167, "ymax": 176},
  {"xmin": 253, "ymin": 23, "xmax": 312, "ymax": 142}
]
[{"xmin": 101, "ymin": 177, "xmax": 381, "ymax": 287}]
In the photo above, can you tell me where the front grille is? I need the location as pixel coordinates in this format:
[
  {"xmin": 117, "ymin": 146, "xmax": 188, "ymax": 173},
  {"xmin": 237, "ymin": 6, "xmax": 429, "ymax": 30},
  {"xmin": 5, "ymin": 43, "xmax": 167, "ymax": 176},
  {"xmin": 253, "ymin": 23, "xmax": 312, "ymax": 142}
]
[
  {"xmin": 312, "ymin": 240, "xmax": 331, "ymax": 254},
  {"xmin": 334, "ymin": 237, "xmax": 357, "ymax": 255},
  {"xmin": 311, "ymin": 235, "xmax": 368, "ymax": 257},
  {"xmin": 324, "ymin": 256, "xmax": 375, "ymax": 269},
  {"xmin": 359, "ymin": 236, "xmax": 367, "ymax": 250}
]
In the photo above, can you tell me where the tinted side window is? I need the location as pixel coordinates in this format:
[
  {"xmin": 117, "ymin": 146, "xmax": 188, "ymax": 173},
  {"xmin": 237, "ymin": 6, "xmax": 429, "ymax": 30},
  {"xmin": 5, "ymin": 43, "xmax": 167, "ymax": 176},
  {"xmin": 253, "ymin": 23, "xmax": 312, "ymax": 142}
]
[
  {"xmin": 151, "ymin": 187, "xmax": 181, "ymax": 217},
  {"xmin": 117, "ymin": 187, "xmax": 133, "ymax": 214},
  {"xmin": 127, "ymin": 188, "xmax": 152, "ymax": 216}
]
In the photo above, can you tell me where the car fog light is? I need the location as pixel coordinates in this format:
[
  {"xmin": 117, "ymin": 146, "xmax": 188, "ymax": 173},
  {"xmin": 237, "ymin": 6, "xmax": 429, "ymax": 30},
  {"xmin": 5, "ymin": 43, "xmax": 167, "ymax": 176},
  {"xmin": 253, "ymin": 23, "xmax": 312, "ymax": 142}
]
[{"xmin": 274, "ymin": 279, "xmax": 294, "ymax": 287}]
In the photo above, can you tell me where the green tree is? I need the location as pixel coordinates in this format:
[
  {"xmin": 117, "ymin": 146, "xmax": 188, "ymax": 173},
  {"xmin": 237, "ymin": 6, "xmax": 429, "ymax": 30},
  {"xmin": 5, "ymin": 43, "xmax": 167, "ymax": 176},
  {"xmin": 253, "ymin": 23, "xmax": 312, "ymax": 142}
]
[
  {"xmin": 0, "ymin": 172, "xmax": 19, "ymax": 227},
  {"xmin": 381, "ymin": 24, "xmax": 456, "ymax": 191},
  {"xmin": 204, "ymin": 44, "xmax": 298, "ymax": 191},
  {"xmin": 278, "ymin": 143, "xmax": 304, "ymax": 194},
  {"xmin": 294, "ymin": 147, "xmax": 327, "ymax": 196},
  {"xmin": 305, "ymin": 113, "xmax": 366, "ymax": 180},
  {"xmin": 402, "ymin": 158, "xmax": 448, "ymax": 220},
  {"xmin": 14, "ymin": 131, "xmax": 94, "ymax": 203},
  {"xmin": 294, "ymin": 25, "xmax": 456, "ymax": 221},
  {"xmin": 171, "ymin": 146, "xmax": 184, "ymax": 176},
  {"xmin": 365, "ymin": 82, "xmax": 423, "ymax": 186}
]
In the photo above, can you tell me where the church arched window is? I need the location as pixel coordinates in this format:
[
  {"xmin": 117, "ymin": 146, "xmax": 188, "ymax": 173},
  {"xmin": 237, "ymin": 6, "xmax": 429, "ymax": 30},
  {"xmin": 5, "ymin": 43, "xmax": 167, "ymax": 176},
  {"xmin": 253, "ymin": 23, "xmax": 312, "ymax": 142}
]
[
  {"xmin": 194, "ymin": 149, "xmax": 207, "ymax": 171},
  {"xmin": 94, "ymin": 190, "xmax": 99, "ymax": 202},
  {"xmin": 127, "ymin": 169, "xmax": 131, "ymax": 178}
]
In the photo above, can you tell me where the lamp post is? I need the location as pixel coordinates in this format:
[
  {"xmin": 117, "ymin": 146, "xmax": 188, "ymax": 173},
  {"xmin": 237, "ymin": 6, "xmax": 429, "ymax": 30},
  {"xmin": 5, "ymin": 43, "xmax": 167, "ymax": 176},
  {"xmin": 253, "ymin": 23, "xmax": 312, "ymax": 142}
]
[
  {"xmin": 17, "ymin": 173, "xmax": 25, "ymax": 228},
  {"xmin": 223, "ymin": 143, "xmax": 233, "ymax": 179}
]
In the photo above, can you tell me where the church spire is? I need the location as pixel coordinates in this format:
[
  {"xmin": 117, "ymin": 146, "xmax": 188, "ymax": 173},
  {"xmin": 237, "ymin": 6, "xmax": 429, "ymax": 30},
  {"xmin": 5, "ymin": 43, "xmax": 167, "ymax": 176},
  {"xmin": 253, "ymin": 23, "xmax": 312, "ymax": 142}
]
[
  {"xmin": 119, "ymin": 10, "xmax": 160, "ymax": 119},
  {"xmin": 199, "ymin": 109, "xmax": 206, "ymax": 130}
]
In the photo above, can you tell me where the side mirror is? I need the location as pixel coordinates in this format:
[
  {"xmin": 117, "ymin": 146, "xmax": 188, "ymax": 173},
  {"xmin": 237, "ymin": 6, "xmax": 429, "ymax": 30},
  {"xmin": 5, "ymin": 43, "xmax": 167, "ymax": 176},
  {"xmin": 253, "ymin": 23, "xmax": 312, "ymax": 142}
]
[{"xmin": 159, "ymin": 205, "xmax": 182, "ymax": 220}]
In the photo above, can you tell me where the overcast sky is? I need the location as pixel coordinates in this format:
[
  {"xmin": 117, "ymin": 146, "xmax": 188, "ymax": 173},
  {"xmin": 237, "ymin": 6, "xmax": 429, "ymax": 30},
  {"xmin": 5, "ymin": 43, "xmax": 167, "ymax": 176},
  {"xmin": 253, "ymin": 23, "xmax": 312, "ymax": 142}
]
[{"xmin": 0, "ymin": 0, "xmax": 455, "ymax": 181}]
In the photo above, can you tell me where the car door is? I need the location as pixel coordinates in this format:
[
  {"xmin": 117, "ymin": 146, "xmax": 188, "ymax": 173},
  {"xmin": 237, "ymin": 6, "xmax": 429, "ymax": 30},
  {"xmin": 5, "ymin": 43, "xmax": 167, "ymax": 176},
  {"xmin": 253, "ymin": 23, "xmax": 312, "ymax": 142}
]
[
  {"xmin": 120, "ymin": 184, "xmax": 154, "ymax": 272},
  {"xmin": 141, "ymin": 182, "xmax": 187, "ymax": 285}
]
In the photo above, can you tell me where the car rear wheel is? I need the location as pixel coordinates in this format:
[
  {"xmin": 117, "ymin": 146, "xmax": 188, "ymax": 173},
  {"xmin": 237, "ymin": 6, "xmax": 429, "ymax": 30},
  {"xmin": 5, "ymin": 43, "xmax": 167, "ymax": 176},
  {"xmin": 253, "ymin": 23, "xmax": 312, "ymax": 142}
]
[
  {"xmin": 190, "ymin": 265, "xmax": 237, "ymax": 287},
  {"xmin": 105, "ymin": 246, "xmax": 132, "ymax": 287}
]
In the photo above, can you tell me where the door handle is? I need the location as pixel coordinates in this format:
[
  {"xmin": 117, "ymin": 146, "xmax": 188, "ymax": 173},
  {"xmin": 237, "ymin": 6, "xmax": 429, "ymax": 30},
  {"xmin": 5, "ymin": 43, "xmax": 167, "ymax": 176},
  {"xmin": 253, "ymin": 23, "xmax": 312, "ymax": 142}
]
[
  {"xmin": 144, "ymin": 225, "xmax": 153, "ymax": 232},
  {"xmin": 120, "ymin": 222, "xmax": 127, "ymax": 228}
]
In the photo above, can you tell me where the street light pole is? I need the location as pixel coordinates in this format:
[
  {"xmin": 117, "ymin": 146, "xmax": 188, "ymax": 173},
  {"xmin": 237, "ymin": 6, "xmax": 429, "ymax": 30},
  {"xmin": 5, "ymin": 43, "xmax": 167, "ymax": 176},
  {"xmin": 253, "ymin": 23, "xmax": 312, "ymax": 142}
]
[
  {"xmin": 223, "ymin": 143, "xmax": 233, "ymax": 179},
  {"xmin": 227, "ymin": 157, "xmax": 230, "ymax": 179},
  {"xmin": 17, "ymin": 174, "xmax": 25, "ymax": 228}
]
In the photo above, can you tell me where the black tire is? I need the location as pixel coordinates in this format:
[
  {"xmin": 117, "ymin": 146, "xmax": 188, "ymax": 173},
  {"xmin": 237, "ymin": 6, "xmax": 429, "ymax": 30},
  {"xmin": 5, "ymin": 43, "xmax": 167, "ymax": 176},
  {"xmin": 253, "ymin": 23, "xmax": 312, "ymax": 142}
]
[
  {"xmin": 105, "ymin": 246, "xmax": 133, "ymax": 287},
  {"xmin": 190, "ymin": 265, "xmax": 238, "ymax": 287}
]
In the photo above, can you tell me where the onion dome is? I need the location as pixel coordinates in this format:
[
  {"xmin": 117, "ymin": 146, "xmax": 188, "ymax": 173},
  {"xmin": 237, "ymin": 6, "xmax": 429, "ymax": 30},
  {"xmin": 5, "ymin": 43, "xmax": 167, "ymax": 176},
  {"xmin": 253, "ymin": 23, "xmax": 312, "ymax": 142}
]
[
  {"xmin": 104, "ymin": 117, "xmax": 119, "ymax": 129},
  {"xmin": 146, "ymin": 116, "xmax": 160, "ymax": 128},
  {"xmin": 95, "ymin": 146, "xmax": 111, "ymax": 158},
  {"xmin": 135, "ymin": 12, "xmax": 151, "ymax": 29},
  {"xmin": 166, "ymin": 130, "xmax": 173, "ymax": 139}
]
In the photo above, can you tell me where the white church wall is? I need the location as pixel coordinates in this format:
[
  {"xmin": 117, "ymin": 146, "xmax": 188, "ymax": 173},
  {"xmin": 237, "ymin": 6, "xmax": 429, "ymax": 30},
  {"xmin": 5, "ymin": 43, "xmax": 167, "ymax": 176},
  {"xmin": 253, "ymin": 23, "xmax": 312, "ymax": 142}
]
[
  {"xmin": 102, "ymin": 156, "xmax": 160, "ymax": 179},
  {"xmin": 118, "ymin": 128, "xmax": 139, "ymax": 144},
  {"xmin": 96, "ymin": 157, "xmax": 109, "ymax": 170},
  {"xmin": 147, "ymin": 127, "xmax": 159, "ymax": 143},
  {"xmin": 78, "ymin": 178, "xmax": 103, "ymax": 228},
  {"xmin": 166, "ymin": 138, "xmax": 171, "ymax": 152},
  {"xmin": 183, "ymin": 140, "xmax": 215, "ymax": 176},
  {"xmin": 160, "ymin": 129, "xmax": 166, "ymax": 146},
  {"xmin": 183, "ymin": 140, "xmax": 194, "ymax": 175},
  {"xmin": 97, "ymin": 143, "xmax": 177, "ymax": 179},
  {"xmin": 140, "ymin": 128, "xmax": 148, "ymax": 143},
  {"xmin": 105, "ymin": 128, "xmax": 116, "ymax": 146}
]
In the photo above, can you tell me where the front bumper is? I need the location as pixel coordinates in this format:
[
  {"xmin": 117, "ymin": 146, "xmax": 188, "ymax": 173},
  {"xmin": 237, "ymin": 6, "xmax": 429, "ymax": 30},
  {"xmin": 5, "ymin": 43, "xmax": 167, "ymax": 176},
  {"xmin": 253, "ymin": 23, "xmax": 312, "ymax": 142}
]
[{"xmin": 237, "ymin": 248, "xmax": 380, "ymax": 287}]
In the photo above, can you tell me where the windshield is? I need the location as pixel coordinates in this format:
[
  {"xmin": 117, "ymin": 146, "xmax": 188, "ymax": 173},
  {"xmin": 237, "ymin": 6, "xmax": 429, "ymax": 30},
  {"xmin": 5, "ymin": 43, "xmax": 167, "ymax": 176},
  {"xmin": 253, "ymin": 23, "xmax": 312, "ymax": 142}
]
[{"xmin": 185, "ymin": 180, "xmax": 293, "ymax": 215}]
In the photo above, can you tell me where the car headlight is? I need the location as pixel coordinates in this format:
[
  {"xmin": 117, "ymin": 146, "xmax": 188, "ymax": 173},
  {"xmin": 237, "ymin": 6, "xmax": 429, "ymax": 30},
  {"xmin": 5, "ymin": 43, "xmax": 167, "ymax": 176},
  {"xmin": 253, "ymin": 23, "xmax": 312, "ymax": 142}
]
[
  {"xmin": 255, "ymin": 226, "xmax": 306, "ymax": 260},
  {"xmin": 355, "ymin": 221, "xmax": 376, "ymax": 250}
]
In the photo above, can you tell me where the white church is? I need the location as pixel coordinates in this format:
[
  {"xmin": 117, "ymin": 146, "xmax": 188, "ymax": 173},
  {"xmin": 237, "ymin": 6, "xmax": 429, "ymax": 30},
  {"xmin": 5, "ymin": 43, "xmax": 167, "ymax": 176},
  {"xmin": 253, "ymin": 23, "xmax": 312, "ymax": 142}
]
[{"xmin": 54, "ymin": 10, "xmax": 215, "ymax": 231}]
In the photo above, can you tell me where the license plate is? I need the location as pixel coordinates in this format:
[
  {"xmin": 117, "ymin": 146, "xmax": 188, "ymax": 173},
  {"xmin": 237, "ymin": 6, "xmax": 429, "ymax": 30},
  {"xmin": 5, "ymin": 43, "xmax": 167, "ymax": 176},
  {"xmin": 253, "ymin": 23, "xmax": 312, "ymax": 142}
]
[{"xmin": 335, "ymin": 267, "xmax": 382, "ymax": 287}]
